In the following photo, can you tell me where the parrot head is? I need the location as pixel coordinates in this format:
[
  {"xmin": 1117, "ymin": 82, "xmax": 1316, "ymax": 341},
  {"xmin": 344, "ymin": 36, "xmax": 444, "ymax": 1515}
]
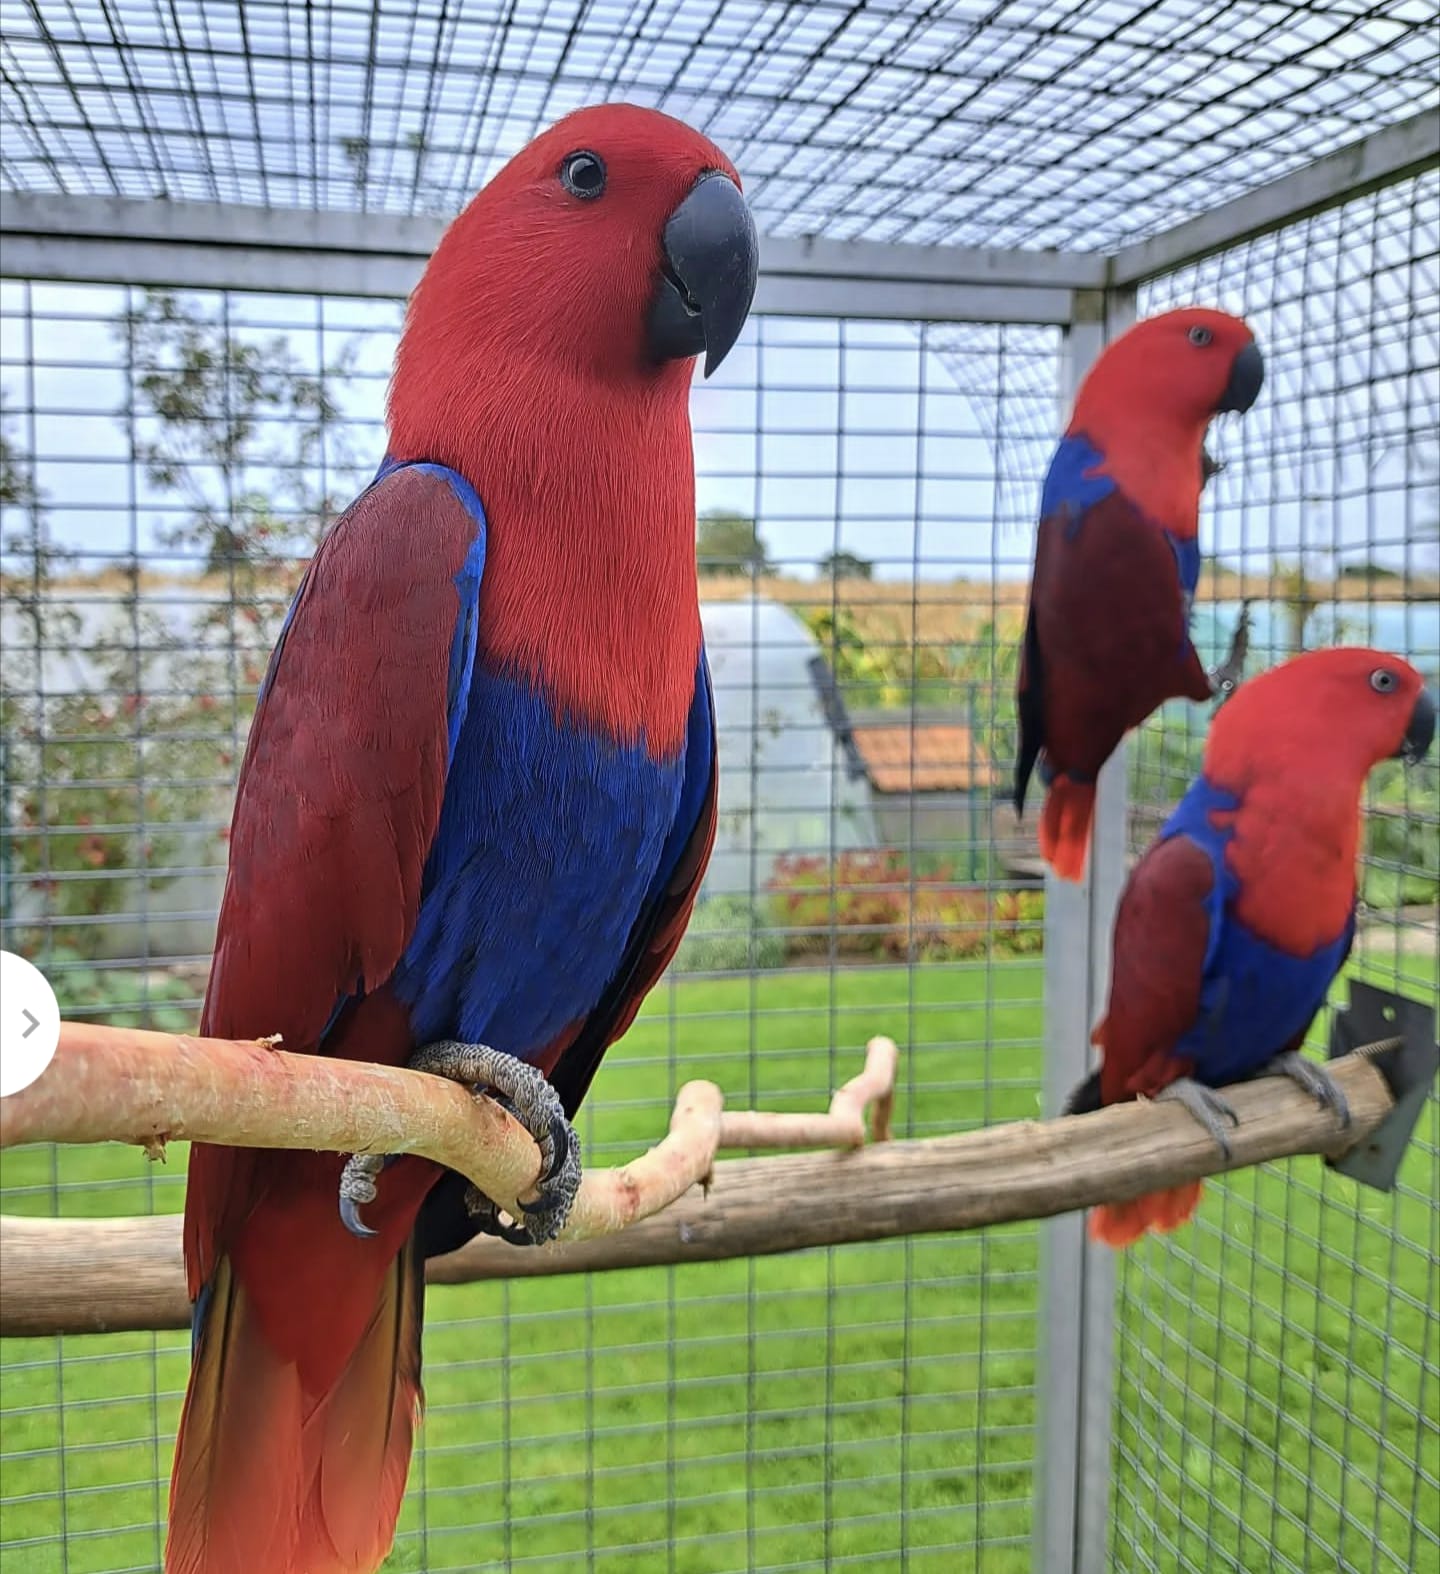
[
  {"xmin": 389, "ymin": 102, "xmax": 758, "ymax": 448},
  {"xmin": 1075, "ymin": 308, "xmax": 1264, "ymax": 425},
  {"xmin": 1071, "ymin": 308, "xmax": 1264, "ymax": 493},
  {"xmin": 1207, "ymin": 647, "xmax": 1435, "ymax": 791}
]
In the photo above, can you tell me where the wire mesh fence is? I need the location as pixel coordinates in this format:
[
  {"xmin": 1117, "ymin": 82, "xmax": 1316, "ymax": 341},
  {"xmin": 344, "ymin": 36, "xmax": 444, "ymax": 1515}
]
[
  {"xmin": 3, "ymin": 0, "xmax": 1435, "ymax": 249},
  {"xmin": 0, "ymin": 279, "xmax": 1062, "ymax": 1571},
  {"xmin": 1, "ymin": 6, "xmax": 1437, "ymax": 1572},
  {"xmin": 1112, "ymin": 166, "xmax": 1440, "ymax": 1574}
]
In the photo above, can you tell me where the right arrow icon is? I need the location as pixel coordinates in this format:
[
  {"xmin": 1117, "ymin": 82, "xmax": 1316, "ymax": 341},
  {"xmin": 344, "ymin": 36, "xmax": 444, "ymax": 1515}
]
[{"xmin": 20, "ymin": 1009, "xmax": 39, "ymax": 1040}]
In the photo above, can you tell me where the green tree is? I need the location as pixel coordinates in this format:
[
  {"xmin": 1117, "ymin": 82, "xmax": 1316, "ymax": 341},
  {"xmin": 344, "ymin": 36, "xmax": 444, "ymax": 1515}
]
[
  {"xmin": 1271, "ymin": 557, "xmax": 1320, "ymax": 653},
  {"xmin": 819, "ymin": 549, "xmax": 874, "ymax": 581},
  {"xmin": 1, "ymin": 292, "xmax": 377, "ymax": 978},
  {"xmin": 697, "ymin": 509, "xmax": 772, "ymax": 578},
  {"xmin": 0, "ymin": 393, "xmax": 37, "ymax": 513},
  {"xmin": 1, "ymin": 384, "xmax": 232, "ymax": 969},
  {"xmin": 121, "ymin": 288, "xmax": 365, "ymax": 580}
]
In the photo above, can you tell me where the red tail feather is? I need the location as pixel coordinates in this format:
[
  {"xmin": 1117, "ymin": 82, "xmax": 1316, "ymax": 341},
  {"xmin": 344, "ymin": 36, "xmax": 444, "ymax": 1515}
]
[
  {"xmin": 1039, "ymin": 776, "xmax": 1095, "ymax": 882},
  {"xmin": 165, "ymin": 1242, "xmax": 423, "ymax": 1574},
  {"xmin": 1089, "ymin": 1182, "xmax": 1204, "ymax": 1248}
]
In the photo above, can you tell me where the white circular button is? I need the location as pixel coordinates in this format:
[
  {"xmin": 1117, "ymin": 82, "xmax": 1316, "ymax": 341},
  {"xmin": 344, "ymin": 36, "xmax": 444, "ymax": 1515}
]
[{"xmin": 1, "ymin": 950, "xmax": 62, "ymax": 1097}]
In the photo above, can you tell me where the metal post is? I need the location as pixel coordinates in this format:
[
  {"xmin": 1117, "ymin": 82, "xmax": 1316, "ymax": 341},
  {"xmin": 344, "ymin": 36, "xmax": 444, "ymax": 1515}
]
[{"xmin": 1035, "ymin": 285, "xmax": 1137, "ymax": 1574}]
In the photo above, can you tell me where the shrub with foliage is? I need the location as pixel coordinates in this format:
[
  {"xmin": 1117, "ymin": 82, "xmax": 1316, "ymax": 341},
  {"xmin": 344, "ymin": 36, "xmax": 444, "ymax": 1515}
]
[
  {"xmin": 767, "ymin": 849, "xmax": 1044, "ymax": 963},
  {"xmin": 673, "ymin": 895, "xmax": 785, "ymax": 973},
  {"xmin": 696, "ymin": 509, "xmax": 773, "ymax": 578},
  {"xmin": 800, "ymin": 604, "xmax": 1020, "ymax": 717},
  {"xmin": 40, "ymin": 945, "xmax": 195, "ymax": 1032},
  {"xmin": 1362, "ymin": 760, "xmax": 1440, "ymax": 908}
]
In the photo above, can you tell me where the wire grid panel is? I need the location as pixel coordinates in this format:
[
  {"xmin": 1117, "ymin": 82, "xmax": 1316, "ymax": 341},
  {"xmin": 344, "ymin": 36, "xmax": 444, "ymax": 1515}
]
[
  {"xmin": 0, "ymin": 276, "xmax": 1062, "ymax": 1571},
  {"xmin": 1110, "ymin": 166, "xmax": 1440, "ymax": 1574},
  {"xmin": 2, "ymin": 0, "xmax": 1437, "ymax": 251}
]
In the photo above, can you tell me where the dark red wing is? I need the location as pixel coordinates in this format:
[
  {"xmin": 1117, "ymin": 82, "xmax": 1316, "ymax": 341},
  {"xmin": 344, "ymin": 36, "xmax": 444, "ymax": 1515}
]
[
  {"xmin": 1028, "ymin": 494, "xmax": 1213, "ymax": 783},
  {"xmin": 1094, "ymin": 833, "xmax": 1216, "ymax": 1105},
  {"xmin": 184, "ymin": 465, "xmax": 485, "ymax": 1291}
]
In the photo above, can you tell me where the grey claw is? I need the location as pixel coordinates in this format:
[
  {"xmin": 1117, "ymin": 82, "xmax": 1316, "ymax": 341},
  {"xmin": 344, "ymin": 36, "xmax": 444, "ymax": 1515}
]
[
  {"xmin": 409, "ymin": 1040, "xmax": 582, "ymax": 1246},
  {"xmin": 1154, "ymin": 1077, "xmax": 1240, "ymax": 1160},
  {"xmin": 338, "ymin": 1151, "xmax": 384, "ymax": 1238},
  {"xmin": 1209, "ymin": 601, "xmax": 1252, "ymax": 705},
  {"xmin": 334, "ymin": 1042, "xmax": 583, "ymax": 1245},
  {"xmin": 1261, "ymin": 1050, "xmax": 1352, "ymax": 1130}
]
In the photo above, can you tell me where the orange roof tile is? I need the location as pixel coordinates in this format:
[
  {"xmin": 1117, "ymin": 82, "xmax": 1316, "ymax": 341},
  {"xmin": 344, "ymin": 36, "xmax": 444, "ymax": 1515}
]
[{"xmin": 850, "ymin": 725, "xmax": 1001, "ymax": 793}]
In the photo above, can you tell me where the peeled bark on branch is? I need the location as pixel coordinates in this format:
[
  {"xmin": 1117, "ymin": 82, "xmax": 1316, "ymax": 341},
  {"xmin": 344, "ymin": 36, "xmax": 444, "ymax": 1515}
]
[
  {"xmin": 0, "ymin": 1021, "xmax": 896, "ymax": 1286},
  {"xmin": 0, "ymin": 1030, "xmax": 1394, "ymax": 1338}
]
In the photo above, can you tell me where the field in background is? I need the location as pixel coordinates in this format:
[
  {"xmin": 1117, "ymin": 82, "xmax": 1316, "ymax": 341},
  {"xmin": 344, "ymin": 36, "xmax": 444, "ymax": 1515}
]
[
  {"xmin": 26, "ymin": 570, "xmax": 1440, "ymax": 605},
  {"xmin": 2, "ymin": 953, "xmax": 1434, "ymax": 1574}
]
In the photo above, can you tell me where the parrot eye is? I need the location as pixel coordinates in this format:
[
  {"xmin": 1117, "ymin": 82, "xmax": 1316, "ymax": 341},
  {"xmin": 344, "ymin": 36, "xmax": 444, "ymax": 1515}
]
[
  {"xmin": 560, "ymin": 151, "xmax": 607, "ymax": 201},
  {"xmin": 1370, "ymin": 668, "xmax": 1398, "ymax": 693},
  {"xmin": 1188, "ymin": 326, "xmax": 1213, "ymax": 346}
]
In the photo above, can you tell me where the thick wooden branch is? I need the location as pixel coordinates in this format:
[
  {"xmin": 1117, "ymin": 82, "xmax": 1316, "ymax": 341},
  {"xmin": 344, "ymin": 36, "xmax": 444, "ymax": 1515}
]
[
  {"xmin": 0, "ymin": 1026, "xmax": 900, "ymax": 1271},
  {"xmin": 0, "ymin": 1023, "xmax": 897, "ymax": 1251},
  {"xmin": 0, "ymin": 1049, "xmax": 1396, "ymax": 1337}
]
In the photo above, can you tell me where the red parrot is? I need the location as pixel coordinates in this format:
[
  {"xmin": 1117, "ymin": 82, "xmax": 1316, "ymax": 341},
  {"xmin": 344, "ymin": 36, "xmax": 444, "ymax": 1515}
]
[
  {"xmin": 165, "ymin": 105, "xmax": 758, "ymax": 1574},
  {"xmin": 1014, "ymin": 308, "xmax": 1265, "ymax": 881},
  {"xmin": 1066, "ymin": 647, "xmax": 1435, "ymax": 1246}
]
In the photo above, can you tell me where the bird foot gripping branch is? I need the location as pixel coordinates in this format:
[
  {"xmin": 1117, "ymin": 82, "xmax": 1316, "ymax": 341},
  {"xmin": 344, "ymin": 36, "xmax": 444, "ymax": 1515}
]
[
  {"xmin": 1257, "ymin": 1049, "xmax": 1352, "ymax": 1130},
  {"xmin": 339, "ymin": 1042, "xmax": 583, "ymax": 1245},
  {"xmin": 1207, "ymin": 600, "xmax": 1252, "ymax": 705},
  {"xmin": 1149, "ymin": 1050, "xmax": 1355, "ymax": 1168},
  {"xmin": 1152, "ymin": 1077, "xmax": 1240, "ymax": 1158}
]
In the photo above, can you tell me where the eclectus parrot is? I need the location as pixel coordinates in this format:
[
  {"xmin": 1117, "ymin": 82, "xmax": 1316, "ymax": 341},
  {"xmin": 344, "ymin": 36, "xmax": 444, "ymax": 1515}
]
[
  {"xmin": 1014, "ymin": 308, "xmax": 1266, "ymax": 882},
  {"xmin": 165, "ymin": 105, "xmax": 758, "ymax": 1574},
  {"xmin": 1066, "ymin": 647, "xmax": 1435, "ymax": 1247}
]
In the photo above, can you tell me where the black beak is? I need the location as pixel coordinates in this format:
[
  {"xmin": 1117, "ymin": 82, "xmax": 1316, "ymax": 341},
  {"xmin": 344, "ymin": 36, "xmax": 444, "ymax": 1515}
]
[
  {"xmin": 1397, "ymin": 688, "xmax": 1436, "ymax": 763},
  {"xmin": 648, "ymin": 172, "xmax": 758, "ymax": 378},
  {"xmin": 1217, "ymin": 339, "xmax": 1264, "ymax": 413}
]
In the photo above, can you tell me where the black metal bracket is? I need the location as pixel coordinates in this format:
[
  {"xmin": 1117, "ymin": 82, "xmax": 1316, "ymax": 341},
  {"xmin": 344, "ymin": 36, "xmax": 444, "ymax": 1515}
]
[{"xmin": 1325, "ymin": 980, "xmax": 1439, "ymax": 1192}]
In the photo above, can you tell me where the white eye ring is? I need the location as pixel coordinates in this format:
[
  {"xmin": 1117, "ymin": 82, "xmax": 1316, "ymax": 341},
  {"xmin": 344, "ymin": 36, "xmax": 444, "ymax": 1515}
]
[{"xmin": 1370, "ymin": 669, "xmax": 1397, "ymax": 693}]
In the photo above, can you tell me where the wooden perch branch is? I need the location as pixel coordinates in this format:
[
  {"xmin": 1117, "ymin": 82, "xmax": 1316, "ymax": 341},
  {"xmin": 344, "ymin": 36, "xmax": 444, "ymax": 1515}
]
[
  {"xmin": 0, "ymin": 1043, "xmax": 1401, "ymax": 1338},
  {"xmin": 0, "ymin": 1020, "xmax": 897, "ymax": 1260},
  {"xmin": 717, "ymin": 1034, "xmax": 896, "ymax": 1150}
]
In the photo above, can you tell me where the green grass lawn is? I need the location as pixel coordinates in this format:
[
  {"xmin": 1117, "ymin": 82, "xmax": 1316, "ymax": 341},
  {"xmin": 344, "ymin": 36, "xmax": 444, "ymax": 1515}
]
[{"xmin": 1, "ymin": 952, "xmax": 1435, "ymax": 1574}]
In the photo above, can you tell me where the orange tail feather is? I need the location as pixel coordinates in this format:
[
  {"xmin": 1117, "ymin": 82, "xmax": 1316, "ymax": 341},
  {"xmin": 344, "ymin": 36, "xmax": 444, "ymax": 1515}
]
[
  {"xmin": 165, "ymin": 1243, "xmax": 423, "ymax": 1574},
  {"xmin": 1039, "ymin": 776, "xmax": 1095, "ymax": 882},
  {"xmin": 1089, "ymin": 1182, "xmax": 1204, "ymax": 1248}
]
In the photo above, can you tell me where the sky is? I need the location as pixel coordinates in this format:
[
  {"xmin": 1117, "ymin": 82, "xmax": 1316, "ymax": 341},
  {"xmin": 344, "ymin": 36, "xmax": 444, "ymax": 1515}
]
[{"xmin": 0, "ymin": 156, "xmax": 1437, "ymax": 589}]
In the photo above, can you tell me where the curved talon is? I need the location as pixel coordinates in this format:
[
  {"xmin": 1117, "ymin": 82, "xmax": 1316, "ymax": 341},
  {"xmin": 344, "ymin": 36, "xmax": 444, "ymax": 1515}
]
[
  {"xmin": 465, "ymin": 1186, "xmax": 549, "ymax": 1248},
  {"xmin": 1260, "ymin": 1050, "xmax": 1352, "ymax": 1130},
  {"xmin": 338, "ymin": 1152, "xmax": 386, "ymax": 1239},
  {"xmin": 1154, "ymin": 1077, "xmax": 1240, "ymax": 1160},
  {"xmin": 1209, "ymin": 601, "xmax": 1252, "ymax": 706},
  {"xmin": 410, "ymin": 1039, "xmax": 583, "ymax": 1246},
  {"xmin": 332, "ymin": 1041, "xmax": 583, "ymax": 1246}
]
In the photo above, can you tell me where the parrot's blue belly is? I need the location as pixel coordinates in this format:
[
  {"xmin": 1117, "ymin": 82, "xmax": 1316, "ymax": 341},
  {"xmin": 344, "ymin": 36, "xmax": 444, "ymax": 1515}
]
[
  {"xmin": 1162, "ymin": 777, "xmax": 1353, "ymax": 1086},
  {"xmin": 1175, "ymin": 920, "xmax": 1348, "ymax": 1085},
  {"xmin": 392, "ymin": 663, "xmax": 685, "ymax": 1057}
]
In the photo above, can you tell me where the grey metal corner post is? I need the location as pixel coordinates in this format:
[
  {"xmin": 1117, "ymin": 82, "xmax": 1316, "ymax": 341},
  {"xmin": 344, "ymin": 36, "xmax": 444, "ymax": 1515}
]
[{"xmin": 1034, "ymin": 284, "xmax": 1137, "ymax": 1574}]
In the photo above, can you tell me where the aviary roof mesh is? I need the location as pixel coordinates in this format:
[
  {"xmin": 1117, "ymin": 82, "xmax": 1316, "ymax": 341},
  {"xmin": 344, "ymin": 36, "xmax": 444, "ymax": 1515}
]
[{"xmin": 3, "ymin": 0, "xmax": 1435, "ymax": 250}]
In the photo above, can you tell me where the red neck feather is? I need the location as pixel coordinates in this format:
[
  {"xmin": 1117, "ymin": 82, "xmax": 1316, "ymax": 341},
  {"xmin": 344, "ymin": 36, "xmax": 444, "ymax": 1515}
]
[
  {"xmin": 385, "ymin": 121, "xmax": 716, "ymax": 758},
  {"xmin": 1068, "ymin": 403, "xmax": 1206, "ymax": 540}
]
